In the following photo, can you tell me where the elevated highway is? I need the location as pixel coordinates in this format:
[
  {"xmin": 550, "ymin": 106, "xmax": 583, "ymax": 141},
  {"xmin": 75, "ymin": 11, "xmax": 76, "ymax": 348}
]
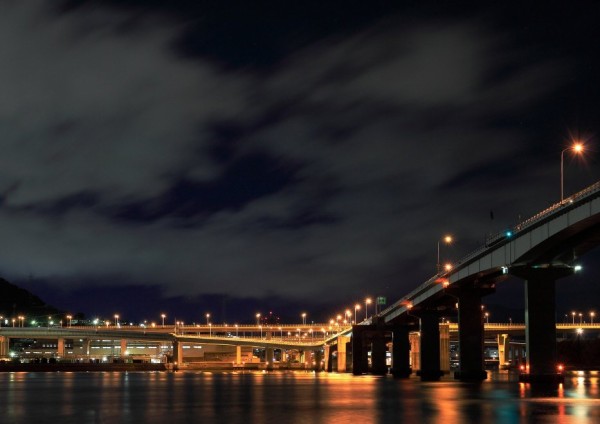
[{"xmin": 358, "ymin": 181, "xmax": 600, "ymax": 382}]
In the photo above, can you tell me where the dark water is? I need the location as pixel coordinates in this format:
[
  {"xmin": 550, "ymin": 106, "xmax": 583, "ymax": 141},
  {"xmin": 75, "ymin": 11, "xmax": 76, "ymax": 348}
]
[{"xmin": 1, "ymin": 370, "xmax": 599, "ymax": 424}]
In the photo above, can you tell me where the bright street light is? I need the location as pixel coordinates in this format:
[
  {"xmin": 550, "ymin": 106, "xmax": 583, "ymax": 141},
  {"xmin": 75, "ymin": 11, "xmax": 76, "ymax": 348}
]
[
  {"xmin": 206, "ymin": 313, "xmax": 210, "ymax": 325},
  {"xmin": 354, "ymin": 304, "xmax": 361, "ymax": 324},
  {"xmin": 256, "ymin": 313, "xmax": 261, "ymax": 325},
  {"xmin": 437, "ymin": 235, "xmax": 453, "ymax": 273},
  {"xmin": 365, "ymin": 298, "xmax": 372, "ymax": 320},
  {"xmin": 66, "ymin": 315, "xmax": 72, "ymax": 327},
  {"xmin": 591, "ymin": 311, "xmax": 596, "ymax": 324},
  {"xmin": 301, "ymin": 312, "xmax": 307, "ymax": 325},
  {"xmin": 561, "ymin": 142, "xmax": 585, "ymax": 201},
  {"xmin": 114, "ymin": 314, "xmax": 119, "ymax": 326},
  {"xmin": 161, "ymin": 314, "xmax": 166, "ymax": 327}
]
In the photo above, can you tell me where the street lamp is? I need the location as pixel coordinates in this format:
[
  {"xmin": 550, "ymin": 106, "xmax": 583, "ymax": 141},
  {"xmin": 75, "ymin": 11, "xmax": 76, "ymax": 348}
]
[
  {"xmin": 256, "ymin": 313, "xmax": 261, "ymax": 326},
  {"xmin": 579, "ymin": 312, "xmax": 583, "ymax": 324},
  {"xmin": 66, "ymin": 315, "xmax": 72, "ymax": 327},
  {"xmin": 591, "ymin": 311, "xmax": 596, "ymax": 325},
  {"xmin": 301, "ymin": 312, "xmax": 307, "ymax": 325},
  {"xmin": 561, "ymin": 142, "xmax": 585, "ymax": 201},
  {"xmin": 206, "ymin": 313, "xmax": 210, "ymax": 325},
  {"xmin": 354, "ymin": 304, "xmax": 361, "ymax": 324},
  {"xmin": 572, "ymin": 311, "xmax": 576, "ymax": 324},
  {"xmin": 209, "ymin": 323, "xmax": 212, "ymax": 337},
  {"xmin": 365, "ymin": 298, "xmax": 372, "ymax": 320},
  {"xmin": 114, "ymin": 314, "xmax": 119, "ymax": 326},
  {"xmin": 484, "ymin": 312, "xmax": 489, "ymax": 324},
  {"xmin": 437, "ymin": 235, "xmax": 453, "ymax": 273},
  {"xmin": 161, "ymin": 314, "xmax": 166, "ymax": 327}
]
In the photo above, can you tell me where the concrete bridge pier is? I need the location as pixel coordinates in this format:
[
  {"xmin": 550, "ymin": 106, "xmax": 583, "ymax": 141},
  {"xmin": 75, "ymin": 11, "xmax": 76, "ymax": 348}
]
[
  {"xmin": 314, "ymin": 350, "xmax": 323, "ymax": 372},
  {"xmin": 417, "ymin": 310, "xmax": 443, "ymax": 381},
  {"xmin": 351, "ymin": 326, "xmax": 368, "ymax": 375},
  {"xmin": 455, "ymin": 289, "xmax": 487, "ymax": 381},
  {"xmin": 236, "ymin": 345, "xmax": 242, "ymax": 364},
  {"xmin": 266, "ymin": 347, "xmax": 274, "ymax": 369},
  {"xmin": 57, "ymin": 338, "xmax": 65, "ymax": 357},
  {"xmin": 497, "ymin": 334, "xmax": 509, "ymax": 368},
  {"xmin": 391, "ymin": 326, "xmax": 411, "ymax": 378},
  {"xmin": 173, "ymin": 341, "xmax": 183, "ymax": 364},
  {"xmin": 324, "ymin": 345, "xmax": 332, "ymax": 372},
  {"xmin": 0, "ymin": 336, "xmax": 9, "ymax": 357},
  {"xmin": 371, "ymin": 332, "xmax": 387, "ymax": 375},
  {"xmin": 120, "ymin": 339, "xmax": 127, "ymax": 357},
  {"xmin": 512, "ymin": 266, "xmax": 571, "ymax": 383},
  {"xmin": 82, "ymin": 339, "xmax": 91, "ymax": 356},
  {"xmin": 337, "ymin": 335, "xmax": 350, "ymax": 372}
]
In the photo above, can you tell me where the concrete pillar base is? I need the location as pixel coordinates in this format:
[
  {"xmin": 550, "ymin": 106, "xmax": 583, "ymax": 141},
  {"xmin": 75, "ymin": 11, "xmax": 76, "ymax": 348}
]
[{"xmin": 453, "ymin": 370, "xmax": 488, "ymax": 381}]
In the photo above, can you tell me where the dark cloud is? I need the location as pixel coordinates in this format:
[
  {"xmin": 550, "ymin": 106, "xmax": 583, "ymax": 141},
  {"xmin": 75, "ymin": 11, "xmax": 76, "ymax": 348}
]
[{"xmin": 1, "ymin": 0, "xmax": 599, "ymax": 321}]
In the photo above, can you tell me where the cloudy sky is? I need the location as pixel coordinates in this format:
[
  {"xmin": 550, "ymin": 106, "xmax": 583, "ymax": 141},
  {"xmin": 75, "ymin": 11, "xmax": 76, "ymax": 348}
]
[{"xmin": 1, "ymin": 0, "xmax": 599, "ymax": 323}]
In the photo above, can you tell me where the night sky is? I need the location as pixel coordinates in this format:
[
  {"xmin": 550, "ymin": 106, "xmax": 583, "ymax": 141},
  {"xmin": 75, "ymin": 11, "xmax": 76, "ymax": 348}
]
[{"xmin": 1, "ymin": 0, "xmax": 599, "ymax": 324}]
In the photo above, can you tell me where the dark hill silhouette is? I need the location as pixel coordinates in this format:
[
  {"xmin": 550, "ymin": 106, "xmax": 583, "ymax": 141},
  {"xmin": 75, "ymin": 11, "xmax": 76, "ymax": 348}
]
[{"xmin": 0, "ymin": 277, "xmax": 63, "ymax": 322}]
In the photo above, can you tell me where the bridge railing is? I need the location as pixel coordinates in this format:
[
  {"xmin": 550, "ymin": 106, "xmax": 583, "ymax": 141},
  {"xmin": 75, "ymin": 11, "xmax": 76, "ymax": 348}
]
[{"xmin": 451, "ymin": 180, "xmax": 600, "ymax": 273}]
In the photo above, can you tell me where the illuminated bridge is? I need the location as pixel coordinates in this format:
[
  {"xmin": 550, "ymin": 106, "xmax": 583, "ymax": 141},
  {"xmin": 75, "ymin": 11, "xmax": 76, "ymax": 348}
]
[
  {"xmin": 0, "ymin": 323, "xmax": 351, "ymax": 369},
  {"xmin": 354, "ymin": 181, "xmax": 600, "ymax": 382}
]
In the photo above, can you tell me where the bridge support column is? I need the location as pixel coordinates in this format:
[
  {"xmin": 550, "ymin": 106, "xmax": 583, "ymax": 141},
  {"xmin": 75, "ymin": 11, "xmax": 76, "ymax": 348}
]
[
  {"xmin": 371, "ymin": 332, "xmax": 388, "ymax": 375},
  {"xmin": 324, "ymin": 345, "xmax": 331, "ymax": 372},
  {"xmin": 391, "ymin": 326, "xmax": 411, "ymax": 378},
  {"xmin": 314, "ymin": 350, "xmax": 323, "ymax": 371},
  {"xmin": 512, "ymin": 266, "xmax": 571, "ymax": 383},
  {"xmin": 266, "ymin": 348, "xmax": 274, "ymax": 369},
  {"xmin": 440, "ymin": 323, "xmax": 450, "ymax": 373},
  {"xmin": 57, "ymin": 338, "xmax": 65, "ymax": 357},
  {"xmin": 236, "ymin": 345, "xmax": 242, "ymax": 365},
  {"xmin": 497, "ymin": 334, "xmax": 509, "ymax": 368},
  {"xmin": 409, "ymin": 332, "xmax": 420, "ymax": 372},
  {"xmin": 455, "ymin": 290, "xmax": 487, "ymax": 381},
  {"xmin": 82, "ymin": 339, "xmax": 91, "ymax": 356},
  {"xmin": 337, "ymin": 336, "xmax": 350, "ymax": 372},
  {"xmin": 0, "ymin": 336, "xmax": 8, "ymax": 357},
  {"xmin": 172, "ymin": 341, "xmax": 183, "ymax": 364},
  {"xmin": 352, "ymin": 326, "xmax": 368, "ymax": 375},
  {"xmin": 120, "ymin": 339, "xmax": 127, "ymax": 357},
  {"xmin": 418, "ymin": 311, "xmax": 443, "ymax": 381}
]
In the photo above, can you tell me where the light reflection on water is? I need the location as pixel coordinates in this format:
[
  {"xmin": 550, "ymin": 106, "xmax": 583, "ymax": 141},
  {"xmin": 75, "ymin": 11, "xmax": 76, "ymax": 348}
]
[{"xmin": 0, "ymin": 371, "xmax": 599, "ymax": 424}]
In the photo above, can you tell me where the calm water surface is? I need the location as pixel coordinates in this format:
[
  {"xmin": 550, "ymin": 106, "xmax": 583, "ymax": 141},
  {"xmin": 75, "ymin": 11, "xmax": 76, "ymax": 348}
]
[{"xmin": 1, "ymin": 370, "xmax": 599, "ymax": 424}]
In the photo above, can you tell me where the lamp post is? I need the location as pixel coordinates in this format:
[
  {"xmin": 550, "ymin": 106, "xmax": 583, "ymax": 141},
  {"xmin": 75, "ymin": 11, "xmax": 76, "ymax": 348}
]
[
  {"xmin": 161, "ymin": 314, "xmax": 166, "ymax": 327},
  {"xmin": 572, "ymin": 311, "xmax": 576, "ymax": 324},
  {"xmin": 256, "ymin": 313, "xmax": 261, "ymax": 326},
  {"xmin": 437, "ymin": 235, "xmax": 453, "ymax": 273},
  {"xmin": 114, "ymin": 314, "xmax": 119, "ymax": 326},
  {"xmin": 354, "ymin": 304, "xmax": 361, "ymax": 324},
  {"xmin": 365, "ymin": 298, "xmax": 372, "ymax": 320},
  {"xmin": 579, "ymin": 313, "xmax": 583, "ymax": 325},
  {"xmin": 484, "ymin": 312, "xmax": 489, "ymax": 324},
  {"xmin": 561, "ymin": 142, "xmax": 584, "ymax": 201},
  {"xmin": 591, "ymin": 312, "xmax": 596, "ymax": 325},
  {"xmin": 67, "ymin": 315, "xmax": 72, "ymax": 327},
  {"xmin": 301, "ymin": 312, "xmax": 307, "ymax": 325},
  {"xmin": 209, "ymin": 323, "xmax": 212, "ymax": 337},
  {"xmin": 235, "ymin": 324, "xmax": 239, "ymax": 337},
  {"xmin": 206, "ymin": 313, "xmax": 210, "ymax": 325}
]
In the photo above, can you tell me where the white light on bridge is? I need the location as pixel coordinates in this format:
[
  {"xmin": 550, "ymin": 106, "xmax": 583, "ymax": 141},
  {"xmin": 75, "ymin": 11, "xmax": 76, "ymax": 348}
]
[
  {"xmin": 501, "ymin": 266, "xmax": 509, "ymax": 275},
  {"xmin": 574, "ymin": 265, "xmax": 583, "ymax": 272}
]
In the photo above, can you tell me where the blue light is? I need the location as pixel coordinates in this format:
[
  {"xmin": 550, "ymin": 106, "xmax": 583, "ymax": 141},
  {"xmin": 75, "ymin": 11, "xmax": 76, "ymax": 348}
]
[{"xmin": 505, "ymin": 231, "xmax": 513, "ymax": 238}]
